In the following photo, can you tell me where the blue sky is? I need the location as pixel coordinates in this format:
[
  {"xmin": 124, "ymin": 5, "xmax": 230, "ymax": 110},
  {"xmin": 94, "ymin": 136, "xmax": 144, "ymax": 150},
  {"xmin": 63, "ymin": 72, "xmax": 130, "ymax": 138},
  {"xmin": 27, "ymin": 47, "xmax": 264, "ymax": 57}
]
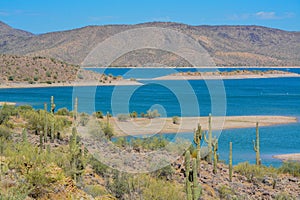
[{"xmin": 0, "ymin": 0, "xmax": 299, "ymax": 33}]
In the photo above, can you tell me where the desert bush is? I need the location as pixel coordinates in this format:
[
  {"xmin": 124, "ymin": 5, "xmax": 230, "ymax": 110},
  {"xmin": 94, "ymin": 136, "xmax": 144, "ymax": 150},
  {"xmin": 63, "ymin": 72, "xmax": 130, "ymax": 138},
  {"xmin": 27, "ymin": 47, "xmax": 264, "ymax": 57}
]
[
  {"xmin": 84, "ymin": 185, "xmax": 108, "ymax": 198},
  {"xmin": 130, "ymin": 111, "xmax": 138, "ymax": 118},
  {"xmin": 94, "ymin": 111, "xmax": 104, "ymax": 119},
  {"xmin": 0, "ymin": 104, "xmax": 18, "ymax": 125},
  {"xmin": 145, "ymin": 109, "xmax": 160, "ymax": 119},
  {"xmin": 234, "ymin": 162, "xmax": 277, "ymax": 182},
  {"xmin": 56, "ymin": 107, "xmax": 70, "ymax": 116},
  {"xmin": 151, "ymin": 163, "xmax": 174, "ymax": 180},
  {"xmin": 79, "ymin": 113, "xmax": 89, "ymax": 126},
  {"xmin": 0, "ymin": 125, "xmax": 11, "ymax": 140},
  {"xmin": 274, "ymin": 192, "xmax": 295, "ymax": 200},
  {"xmin": 279, "ymin": 161, "xmax": 300, "ymax": 177},
  {"xmin": 89, "ymin": 156, "xmax": 108, "ymax": 176},
  {"xmin": 218, "ymin": 185, "xmax": 236, "ymax": 199},
  {"xmin": 117, "ymin": 114, "xmax": 130, "ymax": 122},
  {"xmin": 142, "ymin": 177, "xmax": 185, "ymax": 200},
  {"xmin": 172, "ymin": 116, "xmax": 179, "ymax": 124},
  {"xmin": 102, "ymin": 123, "xmax": 114, "ymax": 140},
  {"xmin": 108, "ymin": 171, "xmax": 130, "ymax": 199}
]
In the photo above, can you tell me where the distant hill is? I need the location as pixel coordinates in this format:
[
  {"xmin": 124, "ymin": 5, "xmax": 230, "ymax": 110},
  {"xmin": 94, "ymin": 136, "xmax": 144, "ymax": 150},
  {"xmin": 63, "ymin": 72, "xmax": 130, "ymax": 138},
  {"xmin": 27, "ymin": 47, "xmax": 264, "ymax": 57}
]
[
  {"xmin": 0, "ymin": 21, "xmax": 300, "ymax": 66},
  {"xmin": 0, "ymin": 54, "xmax": 108, "ymax": 85}
]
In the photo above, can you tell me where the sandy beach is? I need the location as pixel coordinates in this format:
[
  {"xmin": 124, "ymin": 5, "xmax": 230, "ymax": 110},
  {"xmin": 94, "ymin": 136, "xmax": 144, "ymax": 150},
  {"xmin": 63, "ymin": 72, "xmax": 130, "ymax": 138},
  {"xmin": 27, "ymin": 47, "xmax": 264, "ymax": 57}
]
[
  {"xmin": 107, "ymin": 115, "xmax": 297, "ymax": 136},
  {"xmin": 0, "ymin": 102, "xmax": 16, "ymax": 106},
  {"xmin": 0, "ymin": 79, "xmax": 142, "ymax": 89},
  {"xmin": 273, "ymin": 153, "xmax": 300, "ymax": 162},
  {"xmin": 154, "ymin": 72, "xmax": 300, "ymax": 80}
]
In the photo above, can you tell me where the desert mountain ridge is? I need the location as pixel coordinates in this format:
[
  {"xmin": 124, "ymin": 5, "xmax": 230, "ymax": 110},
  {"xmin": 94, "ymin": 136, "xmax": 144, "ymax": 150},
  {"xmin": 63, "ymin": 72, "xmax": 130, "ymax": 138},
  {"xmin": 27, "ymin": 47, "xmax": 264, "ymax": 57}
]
[{"xmin": 0, "ymin": 21, "xmax": 300, "ymax": 67}]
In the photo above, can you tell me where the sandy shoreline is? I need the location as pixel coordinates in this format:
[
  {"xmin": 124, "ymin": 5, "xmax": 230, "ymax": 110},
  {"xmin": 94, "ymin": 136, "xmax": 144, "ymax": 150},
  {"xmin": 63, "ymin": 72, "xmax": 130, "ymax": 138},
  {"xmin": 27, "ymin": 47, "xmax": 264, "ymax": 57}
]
[
  {"xmin": 273, "ymin": 153, "xmax": 300, "ymax": 162},
  {"xmin": 82, "ymin": 66, "xmax": 300, "ymax": 69},
  {"xmin": 0, "ymin": 102, "xmax": 16, "ymax": 106},
  {"xmin": 154, "ymin": 73, "xmax": 300, "ymax": 80},
  {"xmin": 0, "ymin": 79, "xmax": 143, "ymax": 89},
  {"xmin": 108, "ymin": 115, "xmax": 297, "ymax": 136}
]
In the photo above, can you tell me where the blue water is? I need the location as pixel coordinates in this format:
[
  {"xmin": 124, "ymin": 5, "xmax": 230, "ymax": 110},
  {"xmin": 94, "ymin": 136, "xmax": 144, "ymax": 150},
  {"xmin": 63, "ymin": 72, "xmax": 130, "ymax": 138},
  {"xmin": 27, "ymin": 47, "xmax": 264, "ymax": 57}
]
[{"xmin": 0, "ymin": 70, "xmax": 300, "ymax": 167}]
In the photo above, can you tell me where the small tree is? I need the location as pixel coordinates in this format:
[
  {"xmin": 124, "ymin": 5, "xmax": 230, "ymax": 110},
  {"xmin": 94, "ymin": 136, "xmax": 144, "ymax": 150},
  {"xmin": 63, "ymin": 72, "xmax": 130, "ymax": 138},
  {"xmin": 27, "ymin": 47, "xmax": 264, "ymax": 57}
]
[
  {"xmin": 172, "ymin": 116, "xmax": 179, "ymax": 124},
  {"xmin": 130, "ymin": 111, "xmax": 138, "ymax": 118}
]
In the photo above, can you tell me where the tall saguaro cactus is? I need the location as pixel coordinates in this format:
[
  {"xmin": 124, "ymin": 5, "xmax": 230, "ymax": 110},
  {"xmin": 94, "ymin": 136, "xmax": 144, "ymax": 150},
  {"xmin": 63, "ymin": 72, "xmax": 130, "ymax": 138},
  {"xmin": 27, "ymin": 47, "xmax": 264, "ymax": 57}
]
[
  {"xmin": 193, "ymin": 124, "xmax": 203, "ymax": 172},
  {"xmin": 185, "ymin": 151, "xmax": 192, "ymax": 200},
  {"xmin": 50, "ymin": 96, "xmax": 55, "ymax": 114},
  {"xmin": 192, "ymin": 159, "xmax": 201, "ymax": 200},
  {"xmin": 44, "ymin": 103, "xmax": 48, "ymax": 143},
  {"xmin": 229, "ymin": 142, "xmax": 233, "ymax": 182},
  {"xmin": 74, "ymin": 97, "xmax": 78, "ymax": 123},
  {"xmin": 253, "ymin": 122, "xmax": 261, "ymax": 165},
  {"xmin": 204, "ymin": 114, "xmax": 212, "ymax": 163},
  {"xmin": 212, "ymin": 138, "xmax": 218, "ymax": 174},
  {"xmin": 185, "ymin": 151, "xmax": 201, "ymax": 200}
]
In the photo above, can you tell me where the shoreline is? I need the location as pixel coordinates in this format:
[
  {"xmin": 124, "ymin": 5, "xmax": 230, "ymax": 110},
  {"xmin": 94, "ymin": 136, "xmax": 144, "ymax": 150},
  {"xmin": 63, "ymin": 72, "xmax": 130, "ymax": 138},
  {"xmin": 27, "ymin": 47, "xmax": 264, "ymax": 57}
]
[
  {"xmin": 154, "ymin": 72, "xmax": 300, "ymax": 81},
  {"xmin": 82, "ymin": 66, "xmax": 300, "ymax": 69},
  {"xmin": 108, "ymin": 115, "xmax": 297, "ymax": 136},
  {"xmin": 0, "ymin": 79, "xmax": 143, "ymax": 89},
  {"xmin": 273, "ymin": 153, "xmax": 300, "ymax": 162}
]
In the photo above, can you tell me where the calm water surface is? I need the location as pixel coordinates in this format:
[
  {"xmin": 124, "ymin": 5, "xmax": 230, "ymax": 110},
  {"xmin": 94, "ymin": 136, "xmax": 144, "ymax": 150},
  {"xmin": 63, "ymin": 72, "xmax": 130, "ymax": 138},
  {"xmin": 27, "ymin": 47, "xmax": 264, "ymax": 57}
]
[{"xmin": 1, "ymin": 68, "xmax": 299, "ymax": 166}]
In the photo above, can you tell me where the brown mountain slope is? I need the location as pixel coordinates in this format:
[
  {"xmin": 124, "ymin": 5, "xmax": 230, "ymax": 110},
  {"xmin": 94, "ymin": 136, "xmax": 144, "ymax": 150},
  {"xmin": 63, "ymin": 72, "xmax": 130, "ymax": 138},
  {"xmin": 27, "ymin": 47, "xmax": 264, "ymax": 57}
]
[
  {"xmin": 0, "ymin": 54, "xmax": 113, "ymax": 85},
  {"xmin": 0, "ymin": 21, "xmax": 300, "ymax": 66}
]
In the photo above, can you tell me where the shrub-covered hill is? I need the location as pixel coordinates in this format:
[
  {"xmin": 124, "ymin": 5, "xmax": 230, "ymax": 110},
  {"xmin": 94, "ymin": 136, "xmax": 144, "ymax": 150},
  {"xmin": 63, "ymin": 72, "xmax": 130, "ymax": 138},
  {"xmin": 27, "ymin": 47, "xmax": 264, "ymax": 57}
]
[
  {"xmin": 0, "ymin": 54, "xmax": 119, "ymax": 85},
  {"xmin": 0, "ymin": 104, "xmax": 299, "ymax": 199}
]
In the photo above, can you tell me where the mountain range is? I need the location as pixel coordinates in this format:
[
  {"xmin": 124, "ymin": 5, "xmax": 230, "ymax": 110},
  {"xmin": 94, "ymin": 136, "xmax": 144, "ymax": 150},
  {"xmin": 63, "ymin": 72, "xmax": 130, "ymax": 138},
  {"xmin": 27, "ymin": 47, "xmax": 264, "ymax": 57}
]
[{"xmin": 0, "ymin": 21, "xmax": 300, "ymax": 66}]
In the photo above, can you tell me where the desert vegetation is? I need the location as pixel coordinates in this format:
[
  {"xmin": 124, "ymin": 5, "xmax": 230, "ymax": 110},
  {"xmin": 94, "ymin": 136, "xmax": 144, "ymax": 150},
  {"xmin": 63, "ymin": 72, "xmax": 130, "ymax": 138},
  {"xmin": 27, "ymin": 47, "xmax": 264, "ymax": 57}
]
[{"xmin": 0, "ymin": 99, "xmax": 299, "ymax": 199}]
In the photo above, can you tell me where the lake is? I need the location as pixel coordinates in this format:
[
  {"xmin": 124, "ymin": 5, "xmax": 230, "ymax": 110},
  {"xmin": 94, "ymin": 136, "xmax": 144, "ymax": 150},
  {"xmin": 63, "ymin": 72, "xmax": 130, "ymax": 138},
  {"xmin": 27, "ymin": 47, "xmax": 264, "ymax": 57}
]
[{"xmin": 0, "ymin": 68, "xmax": 299, "ymax": 166}]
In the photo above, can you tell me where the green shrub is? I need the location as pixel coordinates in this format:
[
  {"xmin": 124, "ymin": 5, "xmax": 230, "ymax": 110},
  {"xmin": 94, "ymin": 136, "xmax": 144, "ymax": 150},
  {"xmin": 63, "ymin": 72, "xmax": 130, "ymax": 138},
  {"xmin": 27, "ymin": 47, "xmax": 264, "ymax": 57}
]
[
  {"xmin": 56, "ymin": 107, "xmax": 70, "ymax": 116},
  {"xmin": 234, "ymin": 162, "xmax": 277, "ymax": 182},
  {"xmin": 279, "ymin": 161, "xmax": 300, "ymax": 177},
  {"xmin": 172, "ymin": 116, "xmax": 179, "ymax": 124},
  {"xmin": 8, "ymin": 76, "xmax": 14, "ymax": 81},
  {"xmin": 102, "ymin": 123, "xmax": 114, "ymax": 139},
  {"xmin": 84, "ymin": 185, "xmax": 108, "ymax": 197},
  {"xmin": 46, "ymin": 71, "xmax": 51, "ymax": 77},
  {"xmin": 130, "ymin": 111, "xmax": 138, "ymax": 118},
  {"xmin": 89, "ymin": 156, "xmax": 108, "ymax": 176},
  {"xmin": 0, "ymin": 125, "xmax": 11, "ymax": 140},
  {"xmin": 218, "ymin": 185, "xmax": 236, "ymax": 199},
  {"xmin": 33, "ymin": 75, "xmax": 39, "ymax": 81},
  {"xmin": 79, "ymin": 113, "xmax": 89, "ymax": 126},
  {"xmin": 274, "ymin": 192, "xmax": 295, "ymax": 200},
  {"xmin": 94, "ymin": 111, "xmax": 103, "ymax": 119},
  {"xmin": 142, "ymin": 177, "xmax": 185, "ymax": 200}
]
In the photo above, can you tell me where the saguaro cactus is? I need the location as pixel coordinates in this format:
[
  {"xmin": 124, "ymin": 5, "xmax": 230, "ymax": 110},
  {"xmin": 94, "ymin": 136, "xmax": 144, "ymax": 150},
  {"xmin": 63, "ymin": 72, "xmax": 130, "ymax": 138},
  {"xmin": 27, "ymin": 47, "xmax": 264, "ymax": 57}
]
[
  {"xmin": 39, "ymin": 130, "xmax": 43, "ymax": 151},
  {"xmin": 185, "ymin": 151, "xmax": 192, "ymax": 200},
  {"xmin": 44, "ymin": 103, "xmax": 48, "ymax": 143},
  {"xmin": 204, "ymin": 114, "xmax": 212, "ymax": 163},
  {"xmin": 212, "ymin": 138, "xmax": 218, "ymax": 174},
  {"xmin": 74, "ymin": 97, "xmax": 78, "ymax": 123},
  {"xmin": 193, "ymin": 124, "xmax": 203, "ymax": 172},
  {"xmin": 106, "ymin": 111, "xmax": 110, "ymax": 124},
  {"xmin": 50, "ymin": 119, "xmax": 55, "ymax": 143},
  {"xmin": 229, "ymin": 142, "xmax": 233, "ymax": 182},
  {"xmin": 22, "ymin": 128, "xmax": 28, "ymax": 143},
  {"xmin": 192, "ymin": 159, "xmax": 201, "ymax": 200},
  {"xmin": 185, "ymin": 150, "xmax": 201, "ymax": 200},
  {"xmin": 50, "ymin": 96, "xmax": 55, "ymax": 114},
  {"xmin": 253, "ymin": 122, "xmax": 261, "ymax": 165}
]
